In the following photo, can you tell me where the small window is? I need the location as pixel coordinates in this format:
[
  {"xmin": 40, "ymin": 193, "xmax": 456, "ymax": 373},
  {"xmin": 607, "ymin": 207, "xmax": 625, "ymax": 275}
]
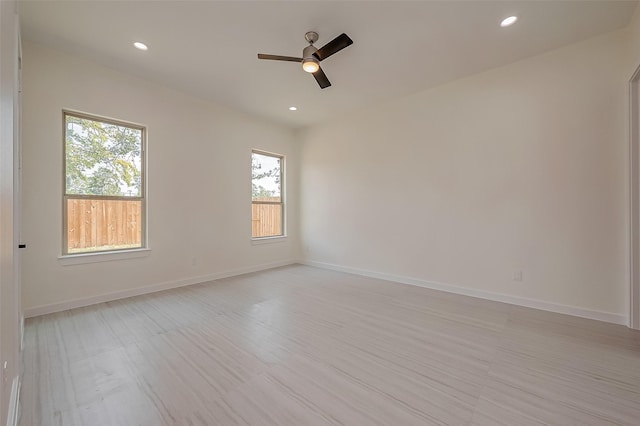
[
  {"xmin": 252, "ymin": 150, "xmax": 284, "ymax": 238},
  {"xmin": 63, "ymin": 111, "xmax": 145, "ymax": 254}
]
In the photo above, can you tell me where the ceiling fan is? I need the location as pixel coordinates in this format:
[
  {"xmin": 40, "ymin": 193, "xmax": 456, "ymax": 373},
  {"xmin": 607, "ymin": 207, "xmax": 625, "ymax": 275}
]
[{"xmin": 257, "ymin": 31, "xmax": 353, "ymax": 89}]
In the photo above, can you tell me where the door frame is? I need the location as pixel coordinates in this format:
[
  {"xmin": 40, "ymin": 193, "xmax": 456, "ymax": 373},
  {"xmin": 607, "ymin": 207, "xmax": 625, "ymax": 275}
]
[
  {"xmin": 629, "ymin": 64, "xmax": 640, "ymax": 330},
  {"xmin": 0, "ymin": 2, "xmax": 22, "ymax": 424}
]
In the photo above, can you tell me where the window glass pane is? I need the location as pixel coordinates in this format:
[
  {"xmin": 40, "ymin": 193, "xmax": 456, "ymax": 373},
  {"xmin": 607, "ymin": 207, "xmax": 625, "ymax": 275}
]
[
  {"xmin": 252, "ymin": 203, "xmax": 282, "ymax": 238},
  {"xmin": 66, "ymin": 198, "xmax": 142, "ymax": 253},
  {"xmin": 65, "ymin": 114, "xmax": 142, "ymax": 197},
  {"xmin": 251, "ymin": 152, "xmax": 281, "ymax": 202}
]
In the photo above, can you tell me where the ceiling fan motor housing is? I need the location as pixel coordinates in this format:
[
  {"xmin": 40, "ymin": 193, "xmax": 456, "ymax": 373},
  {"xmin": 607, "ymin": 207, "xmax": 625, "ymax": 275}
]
[
  {"xmin": 303, "ymin": 44, "xmax": 318, "ymax": 59},
  {"xmin": 302, "ymin": 35, "xmax": 320, "ymax": 73},
  {"xmin": 302, "ymin": 44, "xmax": 320, "ymax": 73}
]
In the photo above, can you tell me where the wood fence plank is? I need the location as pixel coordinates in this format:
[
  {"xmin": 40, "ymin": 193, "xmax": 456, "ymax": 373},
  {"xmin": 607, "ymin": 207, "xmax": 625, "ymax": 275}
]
[
  {"xmin": 90, "ymin": 200, "xmax": 98, "ymax": 248},
  {"xmin": 79, "ymin": 199, "xmax": 86, "ymax": 248}
]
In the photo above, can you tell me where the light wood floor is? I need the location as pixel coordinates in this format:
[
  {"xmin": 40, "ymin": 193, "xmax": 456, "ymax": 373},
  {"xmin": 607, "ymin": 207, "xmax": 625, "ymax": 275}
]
[{"xmin": 20, "ymin": 265, "xmax": 640, "ymax": 425}]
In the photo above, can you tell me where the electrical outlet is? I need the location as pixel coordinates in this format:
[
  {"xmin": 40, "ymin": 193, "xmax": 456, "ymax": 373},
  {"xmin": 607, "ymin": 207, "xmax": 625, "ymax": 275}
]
[{"xmin": 513, "ymin": 270, "xmax": 523, "ymax": 282}]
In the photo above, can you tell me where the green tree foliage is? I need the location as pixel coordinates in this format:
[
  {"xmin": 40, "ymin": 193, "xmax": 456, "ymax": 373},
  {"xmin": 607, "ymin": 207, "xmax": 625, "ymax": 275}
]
[
  {"xmin": 66, "ymin": 116, "xmax": 142, "ymax": 196},
  {"xmin": 251, "ymin": 153, "xmax": 280, "ymax": 199}
]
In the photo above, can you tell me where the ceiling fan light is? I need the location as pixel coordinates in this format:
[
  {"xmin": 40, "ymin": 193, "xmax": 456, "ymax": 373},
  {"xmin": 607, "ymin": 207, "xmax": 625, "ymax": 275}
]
[{"xmin": 302, "ymin": 58, "xmax": 320, "ymax": 73}]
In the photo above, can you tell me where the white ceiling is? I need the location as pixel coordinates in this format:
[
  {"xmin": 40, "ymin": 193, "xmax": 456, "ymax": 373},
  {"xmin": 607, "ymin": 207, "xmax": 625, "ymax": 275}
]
[{"xmin": 18, "ymin": 0, "xmax": 638, "ymax": 129}]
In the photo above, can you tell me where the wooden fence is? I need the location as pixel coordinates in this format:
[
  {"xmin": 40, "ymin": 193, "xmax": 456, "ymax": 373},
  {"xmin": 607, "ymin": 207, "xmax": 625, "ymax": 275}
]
[
  {"xmin": 252, "ymin": 197, "xmax": 282, "ymax": 238},
  {"xmin": 67, "ymin": 198, "xmax": 282, "ymax": 252},
  {"xmin": 66, "ymin": 199, "xmax": 142, "ymax": 252}
]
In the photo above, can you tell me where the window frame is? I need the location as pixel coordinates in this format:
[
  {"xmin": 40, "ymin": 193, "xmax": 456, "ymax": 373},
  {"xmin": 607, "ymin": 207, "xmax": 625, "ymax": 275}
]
[
  {"xmin": 62, "ymin": 110, "xmax": 147, "ymax": 256},
  {"xmin": 251, "ymin": 149, "xmax": 285, "ymax": 239}
]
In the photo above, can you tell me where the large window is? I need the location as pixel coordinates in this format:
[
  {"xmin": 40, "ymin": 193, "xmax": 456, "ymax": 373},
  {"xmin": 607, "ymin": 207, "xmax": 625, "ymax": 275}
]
[
  {"xmin": 63, "ymin": 111, "xmax": 145, "ymax": 254},
  {"xmin": 252, "ymin": 150, "xmax": 284, "ymax": 238}
]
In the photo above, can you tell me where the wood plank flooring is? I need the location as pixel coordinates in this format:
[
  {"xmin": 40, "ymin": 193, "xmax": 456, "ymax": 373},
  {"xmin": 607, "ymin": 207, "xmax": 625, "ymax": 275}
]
[{"xmin": 19, "ymin": 265, "xmax": 640, "ymax": 425}]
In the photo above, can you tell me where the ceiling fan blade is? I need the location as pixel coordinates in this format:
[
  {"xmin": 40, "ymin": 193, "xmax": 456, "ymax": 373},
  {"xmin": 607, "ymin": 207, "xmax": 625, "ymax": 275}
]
[
  {"xmin": 313, "ymin": 33, "xmax": 353, "ymax": 61},
  {"xmin": 257, "ymin": 54, "xmax": 302, "ymax": 62},
  {"xmin": 312, "ymin": 66, "xmax": 331, "ymax": 89}
]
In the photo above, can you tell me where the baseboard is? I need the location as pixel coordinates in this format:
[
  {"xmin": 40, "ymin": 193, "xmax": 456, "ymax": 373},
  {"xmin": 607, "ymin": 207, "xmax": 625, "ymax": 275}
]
[
  {"xmin": 24, "ymin": 258, "xmax": 627, "ymax": 325},
  {"xmin": 6, "ymin": 377, "xmax": 19, "ymax": 426},
  {"xmin": 302, "ymin": 260, "xmax": 627, "ymax": 326},
  {"xmin": 24, "ymin": 259, "xmax": 297, "ymax": 318}
]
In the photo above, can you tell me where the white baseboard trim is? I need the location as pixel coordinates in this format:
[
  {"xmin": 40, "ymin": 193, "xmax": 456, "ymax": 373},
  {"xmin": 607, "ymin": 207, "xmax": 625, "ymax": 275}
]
[
  {"xmin": 24, "ymin": 259, "xmax": 297, "ymax": 318},
  {"xmin": 7, "ymin": 377, "xmax": 19, "ymax": 426},
  {"xmin": 302, "ymin": 260, "xmax": 627, "ymax": 326}
]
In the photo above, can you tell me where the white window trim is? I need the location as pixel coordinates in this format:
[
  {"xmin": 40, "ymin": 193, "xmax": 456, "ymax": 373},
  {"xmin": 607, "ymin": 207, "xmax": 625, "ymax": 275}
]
[
  {"xmin": 62, "ymin": 110, "xmax": 147, "ymax": 255},
  {"xmin": 251, "ymin": 149, "xmax": 285, "ymax": 239},
  {"xmin": 58, "ymin": 247, "xmax": 151, "ymax": 266},
  {"xmin": 250, "ymin": 236, "xmax": 287, "ymax": 245}
]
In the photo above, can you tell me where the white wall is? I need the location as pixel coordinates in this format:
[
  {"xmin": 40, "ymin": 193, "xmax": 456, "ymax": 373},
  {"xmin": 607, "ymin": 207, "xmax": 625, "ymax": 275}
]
[
  {"xmin": 300, "ymin": 29, "xmax": 629, "ymax": 322},
  {"xmin": 21, "ymin": 41, "xmax": 300, "ymax": 315},
  {"xmin": 627, "ymin": 6, "xmax": 640, "ymax": 74}
]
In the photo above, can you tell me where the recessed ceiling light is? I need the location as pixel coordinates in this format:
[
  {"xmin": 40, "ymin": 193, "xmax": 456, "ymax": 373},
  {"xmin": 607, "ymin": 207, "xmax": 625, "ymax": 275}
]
[
  {"xmin": 500, "ymin": 16, "xmax": 518, "ymax": 27},
  {"xmin": 289, "ymin": 106, "xmax": 298, "ymax": 111},
  {"xmin": 133, "ymin": 42, "xmax": 148, "ymax": 51}
]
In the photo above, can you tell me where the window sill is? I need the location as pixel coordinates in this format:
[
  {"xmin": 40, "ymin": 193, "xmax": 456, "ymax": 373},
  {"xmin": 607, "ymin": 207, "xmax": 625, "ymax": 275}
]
[
  {"xmin": 251, "ymin": 236, "xmax": 287, "ymax": 245},
  {"xmin": 58, "ymin": 248, "xmax": 151, "ymax": 266}
]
